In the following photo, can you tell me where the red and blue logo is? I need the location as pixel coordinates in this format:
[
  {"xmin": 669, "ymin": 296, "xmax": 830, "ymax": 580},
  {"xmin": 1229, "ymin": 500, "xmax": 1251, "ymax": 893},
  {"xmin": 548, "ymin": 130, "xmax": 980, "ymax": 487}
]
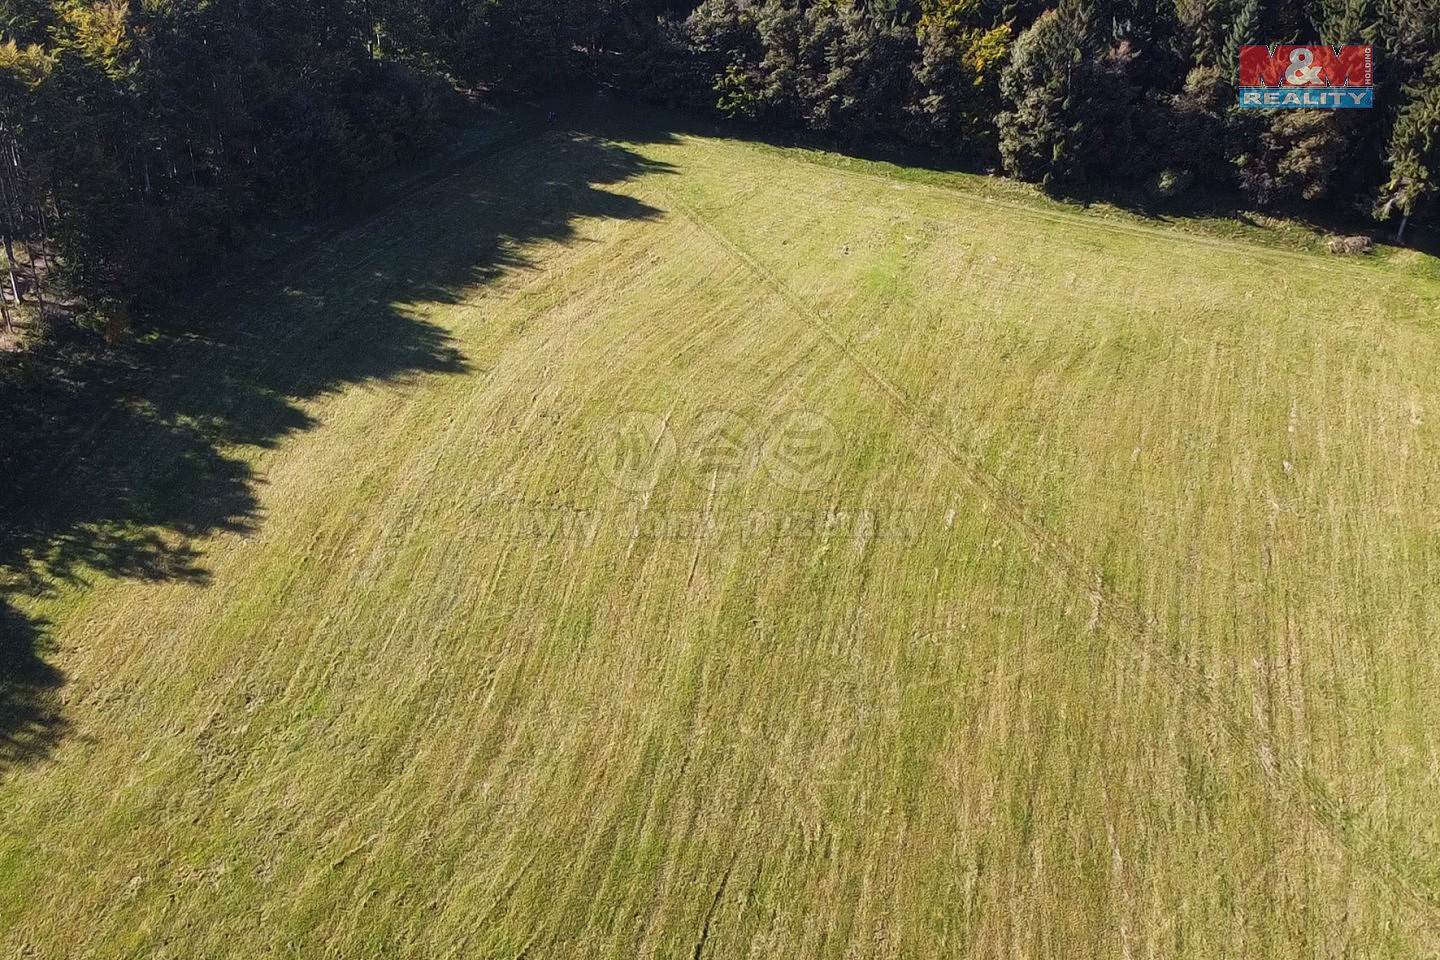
[{"xmin": 1238, "ymin": 45, "xmax": 1373, "ymax": 108}]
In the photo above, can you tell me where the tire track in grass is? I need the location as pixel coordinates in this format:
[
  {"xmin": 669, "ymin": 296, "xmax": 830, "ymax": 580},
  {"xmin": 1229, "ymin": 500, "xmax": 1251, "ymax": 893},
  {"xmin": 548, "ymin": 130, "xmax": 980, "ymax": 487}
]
[
  {"xmin": 691, "ymin": 846, "xmax": 739, "ymax": 960},
  {"xmin": 650, "ymin": 180, "xmax": 1440, "ymax": 929}
]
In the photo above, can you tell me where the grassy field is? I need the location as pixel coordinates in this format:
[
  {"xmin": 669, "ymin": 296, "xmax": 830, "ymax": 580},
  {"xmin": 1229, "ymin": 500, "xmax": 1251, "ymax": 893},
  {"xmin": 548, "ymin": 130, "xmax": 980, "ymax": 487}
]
[{"xmin": 3, "ymin": 101, "xmax": 1440, "ymax": 958}]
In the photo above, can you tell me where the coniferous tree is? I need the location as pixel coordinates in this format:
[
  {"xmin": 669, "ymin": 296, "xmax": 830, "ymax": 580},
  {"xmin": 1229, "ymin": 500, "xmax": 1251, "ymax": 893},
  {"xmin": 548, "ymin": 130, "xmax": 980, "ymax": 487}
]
[
  {"xmin": 997, "ymin": 0, "xmax": 1136, "ymax": 188},
  {"xmin": 1380, "ymin": 53, "xmax": 1440, "ymax": 240}
]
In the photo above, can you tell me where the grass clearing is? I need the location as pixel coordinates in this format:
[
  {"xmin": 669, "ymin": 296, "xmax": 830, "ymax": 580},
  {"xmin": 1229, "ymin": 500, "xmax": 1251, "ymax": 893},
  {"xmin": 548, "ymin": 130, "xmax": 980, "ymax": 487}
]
[{"xmin": 3, "ymin": 102, "xmax": 1440, "ymax": 958}]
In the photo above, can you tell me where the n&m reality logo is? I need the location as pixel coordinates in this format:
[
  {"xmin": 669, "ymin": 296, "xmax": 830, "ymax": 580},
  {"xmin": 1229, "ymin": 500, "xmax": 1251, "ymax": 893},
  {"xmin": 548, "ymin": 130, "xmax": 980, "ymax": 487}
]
[{"xmin": 1238, "ymin": 45, "xmax": 1373, "ymax": 109}]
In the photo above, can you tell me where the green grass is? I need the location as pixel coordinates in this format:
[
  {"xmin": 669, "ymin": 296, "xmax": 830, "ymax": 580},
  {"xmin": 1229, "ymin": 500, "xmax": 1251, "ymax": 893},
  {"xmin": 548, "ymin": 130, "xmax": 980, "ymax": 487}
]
[{"xmin": 4, "ymin": 102, "xmax": 1440, "ymax": 958}]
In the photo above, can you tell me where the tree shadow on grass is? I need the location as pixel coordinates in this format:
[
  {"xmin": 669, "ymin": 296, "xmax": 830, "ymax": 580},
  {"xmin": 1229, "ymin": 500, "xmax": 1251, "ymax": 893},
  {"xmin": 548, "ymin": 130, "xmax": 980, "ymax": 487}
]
[
  {"xmin": 0, "ymin": 117, "xmax": 676, "ymax": 773},
  {"xmin": 0, "ymin": 602, "xmax": 64, "ymax": 768}
]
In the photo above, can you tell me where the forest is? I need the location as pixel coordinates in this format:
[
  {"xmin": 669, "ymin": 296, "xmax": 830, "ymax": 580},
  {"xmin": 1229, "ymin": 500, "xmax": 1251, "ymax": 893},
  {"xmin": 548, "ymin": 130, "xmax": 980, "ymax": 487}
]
[{"xmin": 0, "ymin": 0, "xmax": 1437, "ymax": 360}]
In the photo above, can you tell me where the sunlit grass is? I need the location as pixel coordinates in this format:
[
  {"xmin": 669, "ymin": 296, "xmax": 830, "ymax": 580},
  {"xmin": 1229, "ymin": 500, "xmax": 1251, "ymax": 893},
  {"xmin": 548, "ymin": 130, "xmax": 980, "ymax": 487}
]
[{"xmin": 3, "ymin": 104, "xmax": 1439, "ymax": 958}]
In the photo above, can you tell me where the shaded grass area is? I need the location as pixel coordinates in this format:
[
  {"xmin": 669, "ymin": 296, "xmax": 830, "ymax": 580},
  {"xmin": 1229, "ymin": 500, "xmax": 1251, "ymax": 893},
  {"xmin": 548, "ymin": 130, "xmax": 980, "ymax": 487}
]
[
  {"xmin": 0, "ymin": 104, "xmax": 673, "ymax": 770},
  {"xmin": 1, "ymin": 100, "xmax": 1439, "ymax": 957}
]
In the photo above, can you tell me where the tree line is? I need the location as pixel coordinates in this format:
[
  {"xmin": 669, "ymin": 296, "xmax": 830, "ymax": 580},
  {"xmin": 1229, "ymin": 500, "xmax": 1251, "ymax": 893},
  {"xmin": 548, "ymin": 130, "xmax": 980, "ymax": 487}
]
[
  {"xmin": 0, "ymin": 0, "xmax": 1438, "ymax": 342},
  {"xmin": 654, "ymin": 1, "xmax": 1438, "ymax": 229}
]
